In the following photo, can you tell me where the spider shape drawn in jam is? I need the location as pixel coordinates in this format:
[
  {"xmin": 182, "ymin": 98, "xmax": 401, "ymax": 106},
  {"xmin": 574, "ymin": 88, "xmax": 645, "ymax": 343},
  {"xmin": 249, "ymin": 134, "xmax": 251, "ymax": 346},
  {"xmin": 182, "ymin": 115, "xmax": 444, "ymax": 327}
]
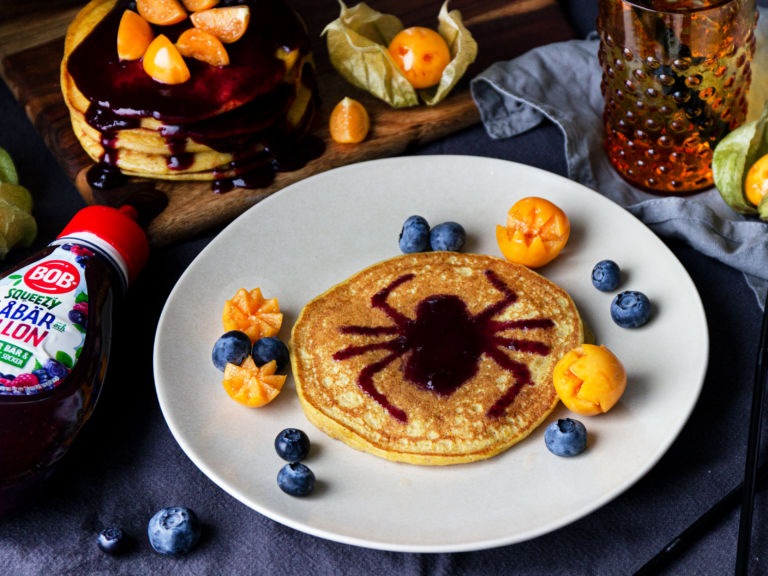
[{"xmin": 333, "ymin": 270, "xmax": 555, "ymax": 423}]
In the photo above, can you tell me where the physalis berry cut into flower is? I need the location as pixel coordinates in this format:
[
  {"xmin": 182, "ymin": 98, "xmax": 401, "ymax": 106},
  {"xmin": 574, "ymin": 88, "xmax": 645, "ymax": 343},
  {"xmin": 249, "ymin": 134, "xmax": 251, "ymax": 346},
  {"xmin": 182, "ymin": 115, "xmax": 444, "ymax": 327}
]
[
  {"xmin": 496, "ymin": 197, "xmax": 570, "ymax": 268},
  {"xmin": 223, "ymin": 357, "xmax": 285, "ymax": 407},
  {"xmin": 553, "ymin": 344, "xmax": 627, "ymax": 416},
  {"xmin": 222, "ymin": 287, "xmax": 282, "ymax": 343}
]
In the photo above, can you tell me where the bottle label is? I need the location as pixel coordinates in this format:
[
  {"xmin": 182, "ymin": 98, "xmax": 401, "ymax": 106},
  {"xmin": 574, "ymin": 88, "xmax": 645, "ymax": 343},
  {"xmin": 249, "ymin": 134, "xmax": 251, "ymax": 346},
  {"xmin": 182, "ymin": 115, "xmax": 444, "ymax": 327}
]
[{"xmin": 0, "ymin": 245, "xmax": 91, "ymax": 395}]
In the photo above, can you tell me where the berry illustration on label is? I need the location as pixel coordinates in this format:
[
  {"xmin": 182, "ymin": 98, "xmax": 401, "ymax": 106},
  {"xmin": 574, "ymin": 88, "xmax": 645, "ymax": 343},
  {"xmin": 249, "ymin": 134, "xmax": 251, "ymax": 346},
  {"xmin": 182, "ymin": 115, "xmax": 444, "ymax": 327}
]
[{"xmin": 0, "ymin": 245, "xmax": 88, "ymax": 395}]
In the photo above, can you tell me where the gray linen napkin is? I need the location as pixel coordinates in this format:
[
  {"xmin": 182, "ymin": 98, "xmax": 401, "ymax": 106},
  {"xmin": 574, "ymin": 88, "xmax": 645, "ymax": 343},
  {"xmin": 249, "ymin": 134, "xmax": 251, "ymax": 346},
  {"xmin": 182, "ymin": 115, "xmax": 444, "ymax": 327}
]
[{"xmin": 470, "ymin": 11, "xmax": 768, "ymax": 310}]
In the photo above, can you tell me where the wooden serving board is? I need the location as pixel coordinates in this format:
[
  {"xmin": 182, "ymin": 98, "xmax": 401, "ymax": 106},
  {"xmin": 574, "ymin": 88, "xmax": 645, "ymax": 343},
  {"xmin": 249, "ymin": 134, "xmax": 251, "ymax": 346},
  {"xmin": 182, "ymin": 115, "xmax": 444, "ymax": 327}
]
[{"xmin": 0, "ymin": 0, "xmax": 574, "ymax": 247}]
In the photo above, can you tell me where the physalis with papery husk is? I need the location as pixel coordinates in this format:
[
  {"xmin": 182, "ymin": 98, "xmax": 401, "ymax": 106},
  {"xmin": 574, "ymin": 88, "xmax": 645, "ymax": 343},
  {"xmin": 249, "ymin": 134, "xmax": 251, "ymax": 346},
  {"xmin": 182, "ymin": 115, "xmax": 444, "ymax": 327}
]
[{"xmin": 322, "ymin": 0, "xmax": 477, "ymax": 108}]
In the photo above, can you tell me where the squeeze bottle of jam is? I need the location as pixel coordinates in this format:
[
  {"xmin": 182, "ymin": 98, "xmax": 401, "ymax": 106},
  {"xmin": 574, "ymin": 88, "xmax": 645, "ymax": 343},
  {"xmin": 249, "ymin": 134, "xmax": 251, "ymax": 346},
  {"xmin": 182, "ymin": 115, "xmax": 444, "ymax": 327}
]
[{"xmin": 0, "ymin": 205, "xmax": 148, "ymax": 518}]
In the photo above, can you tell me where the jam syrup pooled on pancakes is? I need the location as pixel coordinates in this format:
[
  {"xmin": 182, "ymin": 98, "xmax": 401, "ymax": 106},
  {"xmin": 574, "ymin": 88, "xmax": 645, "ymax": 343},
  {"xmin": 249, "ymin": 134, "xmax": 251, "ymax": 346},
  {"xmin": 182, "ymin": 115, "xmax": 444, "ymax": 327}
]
[
  {"xmin": 71, "ymin": 0, "xmax": 320, "ymax": 191},
  {"xmin": 333, "ymin": 271, "xmax": 555, "ymax": 423}
]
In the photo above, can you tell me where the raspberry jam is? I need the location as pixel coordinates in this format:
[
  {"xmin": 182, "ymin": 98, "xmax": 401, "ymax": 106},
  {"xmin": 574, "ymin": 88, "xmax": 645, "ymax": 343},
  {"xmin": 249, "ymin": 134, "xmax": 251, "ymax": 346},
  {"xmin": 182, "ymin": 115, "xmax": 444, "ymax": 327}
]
[
  {"xmin": 0, "ymin": 207, "xmax": 148, "ymax": 519},
  {"xmin": 334, "ymin": 271, "xmax": 555, "ymax": 423}
]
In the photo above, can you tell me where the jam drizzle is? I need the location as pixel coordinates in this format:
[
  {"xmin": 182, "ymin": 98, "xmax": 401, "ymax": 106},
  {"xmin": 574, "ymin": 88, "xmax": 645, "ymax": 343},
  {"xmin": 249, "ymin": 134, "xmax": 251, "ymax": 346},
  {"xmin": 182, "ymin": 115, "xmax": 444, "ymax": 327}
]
[
  {"xmin": 334, "ymin": 270, "xmax": 555, "ymax": 423},
  {"xmin": 71, "ymin": 0, "xmax": 321, "ymax": 192}
]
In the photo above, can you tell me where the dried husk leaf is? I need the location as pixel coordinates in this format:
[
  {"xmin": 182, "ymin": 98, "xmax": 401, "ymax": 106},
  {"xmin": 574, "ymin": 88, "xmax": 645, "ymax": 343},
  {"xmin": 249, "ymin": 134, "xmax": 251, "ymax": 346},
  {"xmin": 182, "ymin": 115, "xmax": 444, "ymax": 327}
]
[
  {"xmin": 712, "ymin": 102, "xmax": 768, "ymax": 217},
  {"xmin": 0, "ymin": 198, "xmax": 36, "ymax": 260},
  {"xmin": 322, "ymin": 1, "xmax": 477, "ymax": 108},
  {"xmin": 0, "ymin": 148, "xmax": 19, "ymax": 185},
  {"xmin": 759, "ymin": 186, "xmax": 768, "ymax": 219},
  {"xmin": 322, "ymin": 1, "xmax": 418, "ymax": 108},
  {"xmin": 419, "ymin": 2, "xmax": 478, "ymax": 105}
]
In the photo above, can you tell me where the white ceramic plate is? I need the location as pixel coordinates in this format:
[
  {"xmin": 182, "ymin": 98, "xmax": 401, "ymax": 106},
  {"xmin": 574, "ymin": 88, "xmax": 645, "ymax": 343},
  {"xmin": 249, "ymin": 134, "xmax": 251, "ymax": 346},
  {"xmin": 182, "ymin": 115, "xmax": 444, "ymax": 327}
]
[{"xmin": 154, "ymin": 156, "xmax": 708, "ymax": 552}]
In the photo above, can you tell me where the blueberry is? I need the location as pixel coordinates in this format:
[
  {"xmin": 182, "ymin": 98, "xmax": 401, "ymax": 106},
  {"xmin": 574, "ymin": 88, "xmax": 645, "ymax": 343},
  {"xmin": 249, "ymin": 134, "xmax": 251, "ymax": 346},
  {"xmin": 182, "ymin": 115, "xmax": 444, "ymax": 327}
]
[
  {"xmin": 98, "ymin": 526, "xmax": 128, "ymax": 555},
  {"xmin": 399, "ymin": 215, "xmax": 431, "ymax": 254},
  {"xmin": 277, "ymin": 463, "xmax": 315, "ymax": 497},
  {"xmin": 544, "ymin": 418, "xmax": 588, "ymax": 457},
  {"xmin": 252, "ymin": 337, "xmax": 289, "ymax": 372},
  {"xmin": 69, "ymin": 310, "xmax": 86, "ymax": 326},
  {"xmin": 61, "ymin": 243, "xmax": 73, "ymax": 251},
  {"xmin": 212, "ymin": 331, "xmax": 252, "ymax": 371},
  {"xmin": 32, "ymin": 369, "xmax": 51, "ymax": 384},
  {"xmin": 429, "ymin": 222, "xmax": 466, "ymax": 252},
  {"xmin": 591, "ymin": 260, "xmax": 621, "ymax": 292},
  {"xmin": 275, "ymin": 429, "xmax": 311, "ymax": 462},
  {"xmin": 2, "ymin": 374, "xmax": 14, "ymax": 382},
  {"xmin": 43, "ymin": 359, "xmax": 68, "ymax": 380},
  {"xmin": 147, "ymin": 507, "xmax": 201, "ymax": 556},
  {"xmin": 611, "ymin": 291, "xmax": 651, "ymax": 328},
  {"xmin": 75, "ymin": 255, "xmax": 88, "ymax": 268}
]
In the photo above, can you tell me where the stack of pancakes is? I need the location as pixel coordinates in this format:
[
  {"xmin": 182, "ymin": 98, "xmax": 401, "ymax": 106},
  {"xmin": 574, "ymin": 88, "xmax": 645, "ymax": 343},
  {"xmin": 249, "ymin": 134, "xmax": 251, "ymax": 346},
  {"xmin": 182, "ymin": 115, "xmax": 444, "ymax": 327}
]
[
  {"xmin": 61, "ymin": 0, "xmax": 316, "ymax": 182},
  {"xmin": 291, "ymin": 253, "xmax": 585, "ymax": 465}
]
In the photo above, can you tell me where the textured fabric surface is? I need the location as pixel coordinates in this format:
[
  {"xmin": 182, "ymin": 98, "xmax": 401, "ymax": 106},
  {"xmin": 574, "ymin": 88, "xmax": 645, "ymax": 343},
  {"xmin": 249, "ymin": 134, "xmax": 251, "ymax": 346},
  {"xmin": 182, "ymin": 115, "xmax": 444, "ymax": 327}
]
[
  {"xmin": 1, "ymin": 3, "xmax": 768, "ymax": 574},
  {"xmin": 471, "ymin": 10, "xmax": 768, "ymax": 310}
]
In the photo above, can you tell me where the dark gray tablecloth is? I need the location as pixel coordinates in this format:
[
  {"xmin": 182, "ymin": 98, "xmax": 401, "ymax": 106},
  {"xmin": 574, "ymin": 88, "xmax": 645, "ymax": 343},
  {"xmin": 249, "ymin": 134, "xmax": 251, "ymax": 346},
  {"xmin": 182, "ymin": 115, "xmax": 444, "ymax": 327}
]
[{"xmin": 1, "ymin": 1, "xmax": 766, "ymax": 574}]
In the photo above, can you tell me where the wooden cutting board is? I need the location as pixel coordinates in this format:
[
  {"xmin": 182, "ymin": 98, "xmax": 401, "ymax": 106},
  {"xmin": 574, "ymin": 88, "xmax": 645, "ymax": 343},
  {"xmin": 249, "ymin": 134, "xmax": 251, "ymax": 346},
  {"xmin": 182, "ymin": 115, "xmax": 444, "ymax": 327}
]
[{"xmin": 0, "ymin": 0, "xmax": 574, "ymax": 247}]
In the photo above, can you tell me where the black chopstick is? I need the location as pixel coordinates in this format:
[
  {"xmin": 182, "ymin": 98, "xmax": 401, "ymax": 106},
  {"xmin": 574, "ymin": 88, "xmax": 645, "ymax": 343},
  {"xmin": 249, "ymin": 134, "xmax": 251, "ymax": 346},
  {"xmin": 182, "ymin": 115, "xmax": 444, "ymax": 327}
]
[
  {"xmin": 735, "ymin": 298, "xmax": 768, "ymax": 575},
  {"xmin": 634, "ymin": 459, "xmax": 768, "ymax": 575},
  {"xmin": 635, "ymin": 297, "xmax": 768, "ymax": 576}
]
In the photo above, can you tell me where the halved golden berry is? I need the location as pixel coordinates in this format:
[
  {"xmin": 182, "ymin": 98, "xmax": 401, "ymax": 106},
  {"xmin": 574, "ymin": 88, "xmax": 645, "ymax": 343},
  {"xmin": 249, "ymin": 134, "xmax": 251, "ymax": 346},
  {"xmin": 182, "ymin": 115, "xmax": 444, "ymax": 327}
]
[
  {"xmin": 190, "ymin": 6, "xmax": 250, "ymax": 43},
  {"xmin": 137, "ymin": 0, "xmax": 188, "ymax": 25},
  {"xmin": 223, "ymin": 357, "xmax": 285, "ymax": 407},
  {"xmin": 143, "ymin": 35, "xmax": 191, "ymax": 84},
  {"xmin": 329, "ymin": 97, "xmax": 370, "ymax": 144},
  {"xmin": 176, "ymin": 28, "xmax": 229, "ymax": 66},
  {"xmin": 117, "ymin": 10, "xmax": 154, "ymax": 61},
  {"xmin": 182, "ymin": 0, "xmax": 219, "ymax": 11},
  {"xmin": 222, "ymin": 287, "xmax": 282, "ymax": 343}
]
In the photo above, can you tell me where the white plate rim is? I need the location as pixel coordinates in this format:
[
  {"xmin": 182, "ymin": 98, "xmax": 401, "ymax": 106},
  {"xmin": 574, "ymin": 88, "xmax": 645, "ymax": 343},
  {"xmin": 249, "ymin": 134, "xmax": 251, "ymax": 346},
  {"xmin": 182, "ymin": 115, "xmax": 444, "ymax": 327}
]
[{"xmin": 153, "ymin": 156, "xmax": 709, "ymax": 553}]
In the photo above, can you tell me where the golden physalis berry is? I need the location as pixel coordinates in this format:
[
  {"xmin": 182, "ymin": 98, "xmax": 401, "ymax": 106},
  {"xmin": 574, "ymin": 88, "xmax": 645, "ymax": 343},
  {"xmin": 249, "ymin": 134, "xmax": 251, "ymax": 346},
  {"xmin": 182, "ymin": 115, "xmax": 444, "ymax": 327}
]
[
  {"xmin": 176, "ymin": 28, "xmax": 229, "ymax": 66},
  {"xmin": 182, "ymin": 0, "xmax": 219, "ymax": 11},
  {"xmin": 496, "ymin": 197, "xmax": 570, "ymax": 268},
  {"xmin": 329, "ymin": 97, "xmax": 370, "ymax": 144},
  {"xmin": 745, "ymin": 153, "xmax": 768, "ymax": 207},
  {"xmin": 553, "ymin": 344, "xmax": 627, "ymax": 416},
  {"xmin": 190, "ymin": 6, "xmax": 250, "ymax": 43},
  {"xmin": 388, "ymin": 27, "xmax": 451, "ymax": 89},
  {"xmin": 137, "ymin": 0, "xmax": 188, "ymax": 26},
  {"xmin": 222, "ymin": 287, "xmax": 282, "ymax": 343},
  {"xmin": 143, "ymin": 35, "xmax": 191, "ymax": 84},
  {"xmin": 223, "ymin": 357, "xmax": 285, "ymax": 407},
  {"xmin": 117, "ymin": 10, "xmax": 154, "ymax": 61}
]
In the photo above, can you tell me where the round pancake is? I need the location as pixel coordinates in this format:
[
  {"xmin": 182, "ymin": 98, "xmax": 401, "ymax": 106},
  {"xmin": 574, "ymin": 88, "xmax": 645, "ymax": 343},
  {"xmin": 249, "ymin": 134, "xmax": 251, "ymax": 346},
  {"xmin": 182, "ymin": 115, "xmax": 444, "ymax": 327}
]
[
  {"xmin": 291, "ymin": 252, "xmax": 584, "ymax": 466},
  {"xmin": 73, "ymin": 97, "xmax": 315, "ymax": 178},
  {"xmin": 69, "ymin": 82, "xmax": 314, "ymax": 174},
  {"xmin": 65, "ymin": 56, "xmax": 312, "ymax": 157}
]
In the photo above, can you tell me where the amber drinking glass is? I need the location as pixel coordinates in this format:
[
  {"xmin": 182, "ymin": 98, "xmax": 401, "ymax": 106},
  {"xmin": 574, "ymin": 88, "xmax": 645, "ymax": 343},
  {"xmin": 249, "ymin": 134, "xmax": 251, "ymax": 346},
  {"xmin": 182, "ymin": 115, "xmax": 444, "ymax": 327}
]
[{"xmin": 598, "ymin": 0, "xmax": 758, "ymax": 194}]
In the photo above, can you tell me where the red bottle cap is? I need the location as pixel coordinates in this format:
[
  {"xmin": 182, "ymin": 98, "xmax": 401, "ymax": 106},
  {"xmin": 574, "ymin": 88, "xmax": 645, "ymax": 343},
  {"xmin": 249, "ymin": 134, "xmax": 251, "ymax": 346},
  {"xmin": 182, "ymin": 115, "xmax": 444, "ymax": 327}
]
[{"xmin": 58, "ymin": 206, "xmax": 149, "ymax": 285}]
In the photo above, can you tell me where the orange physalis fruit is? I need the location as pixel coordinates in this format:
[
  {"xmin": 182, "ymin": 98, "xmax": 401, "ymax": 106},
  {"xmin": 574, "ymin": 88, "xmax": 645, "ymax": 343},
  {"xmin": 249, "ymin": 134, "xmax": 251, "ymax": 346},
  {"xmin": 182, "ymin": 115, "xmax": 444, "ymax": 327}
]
[
  {"xmin": 137, "ymin": 0, "xmax": 188, "ymax": 25},
  {"xmin": 388, "ymin": 27, "xmax": 451, "ymax": 89},
  {"xmin": 176, "ymin": 28, "xmax": 229, "ymax": 66},
  {"xmin": 117, "ymin": 10, "xmax": 154, "ymax": 61},
  {"xmin": 222, "ymin": 287, "xmax": 282, "ymax": 343},
  {"xmin": 223, "ymin": 357, "xmax": 285, "ymax": 407},
  {"xmin": 553, "ymin": 345, "xmax": 627, "ymax": 416},
  {"xmin": 190, "ymin": 6, "xmax": 250, "ymax": 43},
  {"xmin": 329, "ymin": 97, "xmax": 370, "ymax": 144},
  {"xmin": 745, "ymin": 153, "xmax": 768, "ymax": 207},
  {"xmin": 182, "ymin": 0, "xmax": 219, "ymax": 11},
  {"xmin": 143, "ymin": 35, "xmax": 191, "ymax": 84},
  {"xmin": 496, "ymin": 197, "xmax": 570, "ymax": 268}
]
